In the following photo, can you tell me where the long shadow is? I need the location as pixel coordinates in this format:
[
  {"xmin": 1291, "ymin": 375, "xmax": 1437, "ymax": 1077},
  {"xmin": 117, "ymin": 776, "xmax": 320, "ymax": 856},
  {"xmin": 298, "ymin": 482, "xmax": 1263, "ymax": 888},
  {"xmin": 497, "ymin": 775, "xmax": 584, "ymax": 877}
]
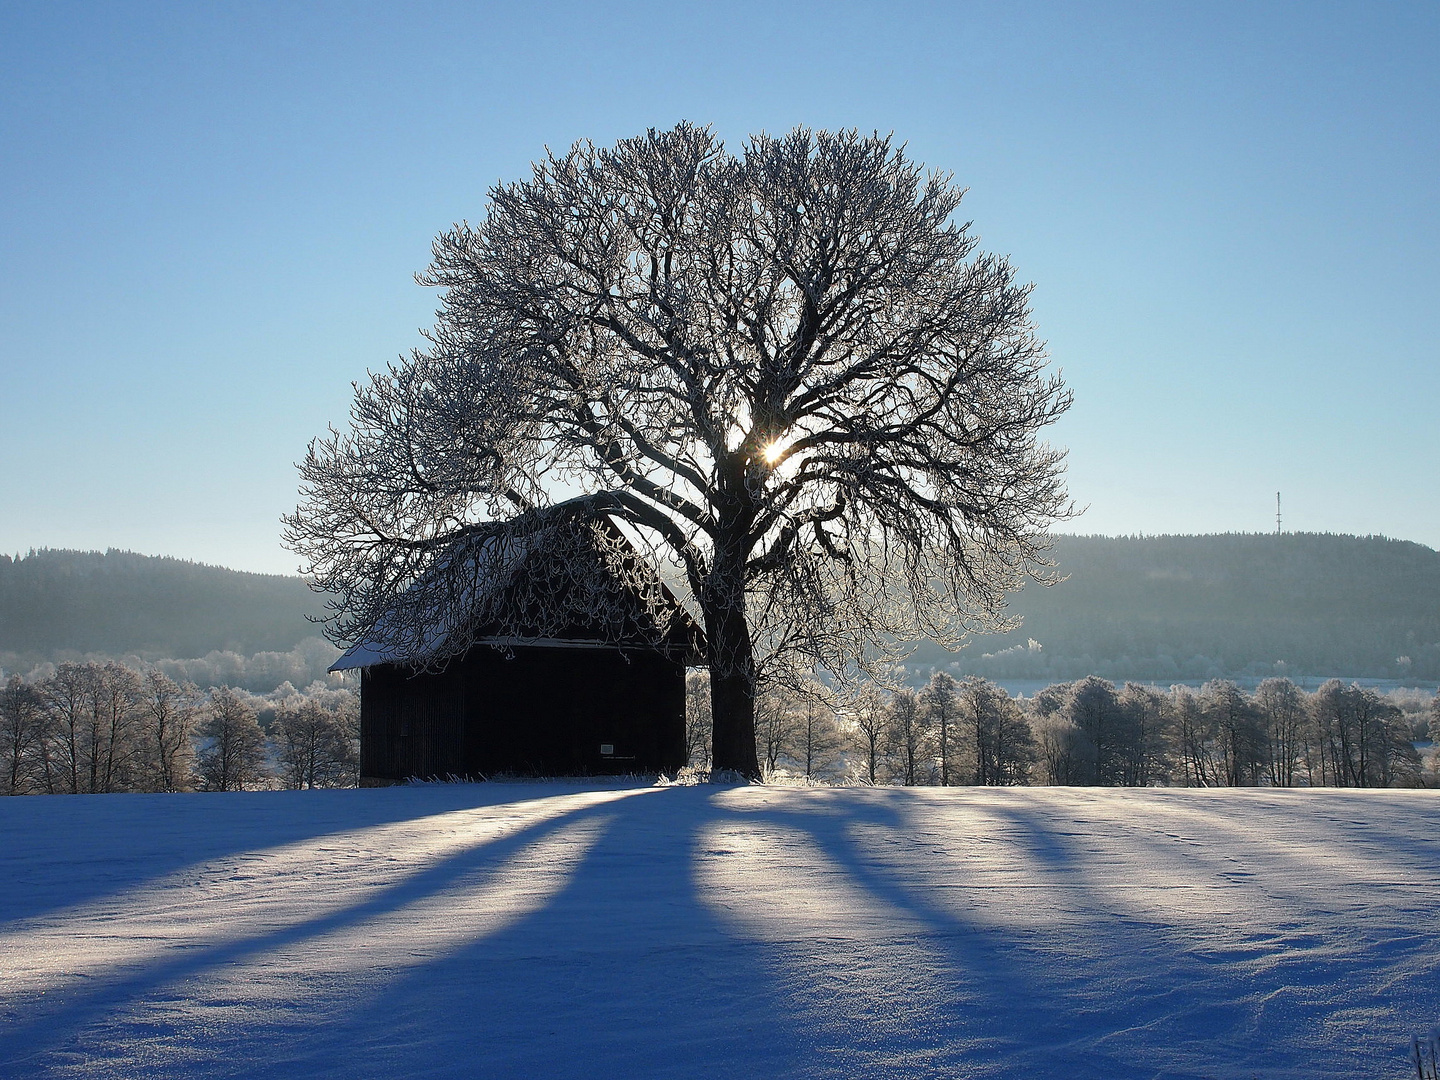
[
  {"xmin": 960, "ymin": 792, "xmax": 1433, "ymax": 1077},
  {"xmin": 270, "ymin": 788, "xmax": 1192, "ymax": 1079},
  {"xmin": 1186, "ymin": 789, "xmax": 1440, "ymax": 876},
  {"xmin": 1084, "ymin": 789, "xmax": 1440, "ymax": 919},
  {"xmin": 1, "ymin": 788, "xmax": 650, "ymax": 1074},
  {"xmin": 8, "ymin": 786, "xmax": 1433, "ymax": 1079},
  {"xmin": 721, "ymin": 787, "xmax": 1424, "ymax": 1079},
  {"xmin": 242, "ymin": 786, "xmax": 810, "ymax": 1080},
  {"xmin": 0, "ymin": 784, "xmax": 589, "ymax": 925},
  {"xmin": 716, "ymin": 789, "xmax": 1179, "ymax": 1079}
]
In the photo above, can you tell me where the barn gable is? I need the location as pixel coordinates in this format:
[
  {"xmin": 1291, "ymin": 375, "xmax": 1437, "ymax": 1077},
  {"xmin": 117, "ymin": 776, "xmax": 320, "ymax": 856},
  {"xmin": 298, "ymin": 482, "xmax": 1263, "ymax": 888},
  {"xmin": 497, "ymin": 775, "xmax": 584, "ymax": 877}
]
[{"xmin": 332, "ymin": 504, "xmax": 703, "ymax": 783}]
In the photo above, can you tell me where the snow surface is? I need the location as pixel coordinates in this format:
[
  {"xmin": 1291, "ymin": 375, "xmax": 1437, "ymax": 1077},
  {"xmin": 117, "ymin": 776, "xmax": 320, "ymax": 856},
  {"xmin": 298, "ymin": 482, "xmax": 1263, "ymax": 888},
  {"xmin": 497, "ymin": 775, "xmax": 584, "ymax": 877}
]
[{"xmin": 2, "ymin": 784, "xmax": 1438, "ymax": 1079}]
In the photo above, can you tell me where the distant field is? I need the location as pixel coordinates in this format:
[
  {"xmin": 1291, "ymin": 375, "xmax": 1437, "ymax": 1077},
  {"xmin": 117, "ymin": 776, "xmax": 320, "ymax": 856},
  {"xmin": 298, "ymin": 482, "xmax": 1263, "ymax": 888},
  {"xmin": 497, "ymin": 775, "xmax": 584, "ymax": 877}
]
[{"xmin": 2, "ymin": 784, "xmax": 1437, "ymax": 1079}]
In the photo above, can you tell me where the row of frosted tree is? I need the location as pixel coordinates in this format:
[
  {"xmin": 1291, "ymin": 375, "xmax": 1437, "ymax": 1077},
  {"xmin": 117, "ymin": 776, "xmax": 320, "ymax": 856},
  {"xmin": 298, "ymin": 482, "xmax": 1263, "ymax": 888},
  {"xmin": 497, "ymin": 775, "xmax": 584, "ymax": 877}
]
[
  {"xmin": 0, "ymin": 661, "xmax": 359, "ymax": 795},
  {"xmin": 692, "ymin": 672, "xmax": 1435, "ymax": 789},
  {"xmin": 4, "ymin": 661, "xmax": 1431, "ymax": 794}
]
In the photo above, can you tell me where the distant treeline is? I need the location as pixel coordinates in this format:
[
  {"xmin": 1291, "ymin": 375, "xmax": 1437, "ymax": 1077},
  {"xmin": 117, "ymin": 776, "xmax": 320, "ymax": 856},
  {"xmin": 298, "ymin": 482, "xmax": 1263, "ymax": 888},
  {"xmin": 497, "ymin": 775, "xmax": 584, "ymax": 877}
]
[
  {"xmin": 5, "ymin": 637, "xmax": 348, "ymax": 697},
  {"xmin": 5, "ymin": 662, "xmax": 1434, "ymax": 795},
  {"xmin": 915, "ymin": 532, "xmax": 1440, "ymax": 682},
  {"xmin": 0, "ymin": 660, "xmax": 359, "ymax": 795},
  {"xmin": 695, "ymin": 673, "xmax": 1439, "ymax": 790}
]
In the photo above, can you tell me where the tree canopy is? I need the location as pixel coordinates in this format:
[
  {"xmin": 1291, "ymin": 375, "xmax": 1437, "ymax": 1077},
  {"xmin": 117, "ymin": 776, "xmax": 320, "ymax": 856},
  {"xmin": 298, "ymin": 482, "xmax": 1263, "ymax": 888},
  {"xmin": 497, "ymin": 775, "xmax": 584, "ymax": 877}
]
[{"xmin": 285, "ymin": 124, "xmax": 1071, "ymax": 776}]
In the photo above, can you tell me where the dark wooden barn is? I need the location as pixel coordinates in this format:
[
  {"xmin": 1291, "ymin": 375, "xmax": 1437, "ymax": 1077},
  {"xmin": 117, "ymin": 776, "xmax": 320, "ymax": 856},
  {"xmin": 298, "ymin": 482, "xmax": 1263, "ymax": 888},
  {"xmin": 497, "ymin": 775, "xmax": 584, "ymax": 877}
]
[{"xmin": 332, "ymin": 507, "xmax": 703, "ymax": 784}]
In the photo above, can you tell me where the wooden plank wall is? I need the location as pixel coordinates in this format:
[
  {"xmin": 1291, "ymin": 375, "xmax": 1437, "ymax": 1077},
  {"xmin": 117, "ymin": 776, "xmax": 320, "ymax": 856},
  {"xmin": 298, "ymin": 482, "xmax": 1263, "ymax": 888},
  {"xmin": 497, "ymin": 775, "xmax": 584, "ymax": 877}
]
[{"xmin": 360, "ymin": 646, "xmax": 688, "ymax": 782}]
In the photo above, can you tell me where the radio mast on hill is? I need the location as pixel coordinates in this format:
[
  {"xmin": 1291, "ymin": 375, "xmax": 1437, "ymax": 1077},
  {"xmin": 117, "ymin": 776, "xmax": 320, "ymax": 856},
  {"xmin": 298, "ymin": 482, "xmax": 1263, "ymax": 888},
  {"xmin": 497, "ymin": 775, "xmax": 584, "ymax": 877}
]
[{"xmin": 1276, "ymin": 492, "xmax": 1282, "ymax": 535}]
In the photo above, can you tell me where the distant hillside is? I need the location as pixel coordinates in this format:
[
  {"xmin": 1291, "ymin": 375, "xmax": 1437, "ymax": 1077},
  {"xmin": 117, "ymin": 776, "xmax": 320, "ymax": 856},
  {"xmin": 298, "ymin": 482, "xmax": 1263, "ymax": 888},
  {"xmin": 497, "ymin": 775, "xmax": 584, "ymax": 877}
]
[
  {"xmin": 0, "ymin": 549, "xmax": 322, "ymax": 663},
  {"xmin": 918, "ymin": 533, "xmax": 1440, "ymax": 683},
  {"xmin": 5, "ymin": 535, "xmax": 1439, "ymax": 684}
]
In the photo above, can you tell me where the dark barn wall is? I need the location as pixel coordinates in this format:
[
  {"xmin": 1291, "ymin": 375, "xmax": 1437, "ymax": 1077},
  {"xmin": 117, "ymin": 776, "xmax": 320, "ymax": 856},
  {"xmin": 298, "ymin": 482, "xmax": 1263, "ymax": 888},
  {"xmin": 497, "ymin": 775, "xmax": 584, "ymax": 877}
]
[{"xmin": 361, "ymin": 645, "xmax": 687, "ymax": 782}]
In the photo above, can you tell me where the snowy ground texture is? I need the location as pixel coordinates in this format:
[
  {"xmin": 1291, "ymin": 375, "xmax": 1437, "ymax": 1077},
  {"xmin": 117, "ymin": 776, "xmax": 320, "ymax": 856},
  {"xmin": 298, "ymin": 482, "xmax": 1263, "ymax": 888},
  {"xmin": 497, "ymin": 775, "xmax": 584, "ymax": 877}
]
[{"xmin": 2, "ymin": 784, "xmax": 1438, "ymax": 1080}]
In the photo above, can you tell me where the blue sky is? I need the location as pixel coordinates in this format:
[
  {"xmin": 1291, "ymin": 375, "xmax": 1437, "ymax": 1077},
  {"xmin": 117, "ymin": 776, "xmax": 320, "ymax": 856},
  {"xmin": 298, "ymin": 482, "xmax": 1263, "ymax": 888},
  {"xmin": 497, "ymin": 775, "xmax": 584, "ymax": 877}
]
[{"xmin": 1, "ymin": 1, "xmax": 1435, "ymax": 575}]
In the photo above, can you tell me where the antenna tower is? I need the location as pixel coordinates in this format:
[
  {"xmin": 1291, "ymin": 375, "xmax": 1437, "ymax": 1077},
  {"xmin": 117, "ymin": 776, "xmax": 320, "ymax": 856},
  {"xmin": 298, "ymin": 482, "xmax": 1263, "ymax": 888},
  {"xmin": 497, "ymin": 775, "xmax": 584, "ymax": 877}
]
[{"xmin": 1275, "ymin": 492, "xmax": 1282, "ymax": 535}]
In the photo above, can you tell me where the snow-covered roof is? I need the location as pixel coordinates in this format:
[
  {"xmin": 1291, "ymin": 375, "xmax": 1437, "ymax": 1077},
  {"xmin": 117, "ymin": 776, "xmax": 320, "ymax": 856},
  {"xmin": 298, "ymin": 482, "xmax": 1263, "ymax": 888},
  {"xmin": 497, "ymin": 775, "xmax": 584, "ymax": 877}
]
[{"xmin": 331, "ymin": 503, "xmax": 702, "ymax": 671}]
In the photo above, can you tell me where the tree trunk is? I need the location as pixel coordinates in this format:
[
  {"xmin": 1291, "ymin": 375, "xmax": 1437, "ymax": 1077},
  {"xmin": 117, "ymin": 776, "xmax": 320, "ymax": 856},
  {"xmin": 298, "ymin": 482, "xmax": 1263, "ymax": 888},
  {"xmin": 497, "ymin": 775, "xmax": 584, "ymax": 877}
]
[{"xmin": 704, "ymin": 589, "xmax": 760, "ymax": 780}]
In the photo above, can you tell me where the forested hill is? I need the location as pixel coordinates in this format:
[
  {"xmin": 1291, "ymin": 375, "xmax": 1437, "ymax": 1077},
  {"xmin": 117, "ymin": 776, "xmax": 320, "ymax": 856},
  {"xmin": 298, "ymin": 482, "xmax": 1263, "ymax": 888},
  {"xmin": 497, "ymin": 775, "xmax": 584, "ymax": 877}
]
[
  {"xmin": 0, "ymin": 549, "xmax": 320, "ymax": 662},
  {"xmin": 5, "ymin": 535, "xmax": 1439, "ymax": 682},
  {"xmin": 918, "ymin": 532, "xmax": 1440, "ymax": 683}
]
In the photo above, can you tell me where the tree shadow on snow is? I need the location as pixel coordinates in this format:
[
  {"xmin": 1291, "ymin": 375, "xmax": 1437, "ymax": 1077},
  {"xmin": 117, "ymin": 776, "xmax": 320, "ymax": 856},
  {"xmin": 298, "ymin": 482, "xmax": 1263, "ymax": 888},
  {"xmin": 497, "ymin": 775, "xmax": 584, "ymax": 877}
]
[
  {"xmin": 0, "ymin": 784, "xmax": 578, "ymax": 924},
  {"xmin": 4, "ymin": 786, "xmax": 1431, "ymax": 1079}
]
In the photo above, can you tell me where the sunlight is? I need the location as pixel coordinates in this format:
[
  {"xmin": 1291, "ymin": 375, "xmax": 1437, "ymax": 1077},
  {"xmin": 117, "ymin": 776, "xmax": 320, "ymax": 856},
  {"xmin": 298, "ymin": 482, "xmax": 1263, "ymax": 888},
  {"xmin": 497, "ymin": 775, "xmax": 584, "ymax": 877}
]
[
  {"xmin": 0, "ymin": 787, "xmax": 649, "ymax": 999},
  {"xmin": 761, "ymin": 440, "xmax": 785, "ymax": 466}
]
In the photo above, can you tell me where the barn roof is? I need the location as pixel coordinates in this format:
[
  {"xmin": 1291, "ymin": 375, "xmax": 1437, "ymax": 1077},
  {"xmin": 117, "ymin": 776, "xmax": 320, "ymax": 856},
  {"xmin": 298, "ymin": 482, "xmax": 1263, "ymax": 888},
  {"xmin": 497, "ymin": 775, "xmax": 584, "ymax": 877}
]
[{"xmin": 332, "ymin": 502, "xmax": 703, "ymax": 671}]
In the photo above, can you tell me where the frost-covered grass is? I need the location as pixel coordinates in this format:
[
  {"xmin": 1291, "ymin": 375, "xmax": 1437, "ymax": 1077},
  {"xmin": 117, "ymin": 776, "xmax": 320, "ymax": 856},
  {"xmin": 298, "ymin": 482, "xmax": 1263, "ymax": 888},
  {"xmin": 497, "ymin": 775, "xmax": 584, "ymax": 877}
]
[{"xmin": 2, "ymin": 784, "xmax": 1437, "ymax": 1078}]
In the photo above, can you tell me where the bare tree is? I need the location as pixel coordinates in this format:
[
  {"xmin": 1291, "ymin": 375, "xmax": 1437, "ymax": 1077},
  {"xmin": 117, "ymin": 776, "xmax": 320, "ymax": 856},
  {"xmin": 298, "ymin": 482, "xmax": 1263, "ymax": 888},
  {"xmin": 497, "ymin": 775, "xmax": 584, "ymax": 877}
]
[
  {"xmin": 138, "ymin": 671, "xmax": 199, "ymax": 793},
  {"xmin": 89, "ymin": 662, "xmax": 142, "ymax": 793},
  {"xmin": 1029, "ymin": 713, "xmax": 1084, "ymax": 785},
  {"xmin": 1117, "ymin": 682, "xmax": 1167, "ymax": 787},
  {"xmin": 849, "ymin": 683, "xmax": 891, "ymax": 785},
  {"xmin": 0, "ymin": 676, "xmax": 47, "ymax": 794},
  {"xmin": 1254, "ymin": 677, "xmax": 1305, "ymax": 788},
  {"xmin": 684, "ymin": 669, "xmax": 713, "ymax": 772},
  {"xmin": 920, "ymin": 670, "xmax": 960, "ymax": 785},
  {"xmin": 1027, "ymin": 681, "xmax": 1088, "ymax": 785},
  {"xmin": 1427, "ymin": 692, "xmax": 1440, "ymax": 786},
  {"xmin": 755, "ymin": 686, "xmax": 803, "ymax": 778},
  {"xmin": 36, "ymin": 662, "xmax": 142, "ymax": 794},
  {"xmin": 196, "ymin": 687, "xmax": 269, "ymax": 792},
  {"xmin": 39, "ymin": 663, "xmax": 88, "ymax": 793},
  {"xmin": 1162, "ymin": 685, "xmax": 1212, "ymax": 787},
  {"xmin": 284, "ymin": 124, "xmax": 1072, "ymax": 777},
  {"xmin": 1065, "ymin": 677, "xmax": 1127, "ymax": 785},
  {"xmin": 886, "ymin": 688, "xmax": 931, "ymax": 786},
  {"xmin": 1200, "ymin": 680, "xmax": 1267, "ymax": 787},
  {"xmin": 956, "ymin": 675, "xmax": 1032, "ymax": 785},
  {"xmin": 989, "ymin": 686, "xmax": 1036, "ymax": 786},
  {"xmin": 1309, "ymin": 680, "xmax": 1416, "ymax": 787},
  {"xmin": 275, "ymin": 697, "xmax": 359, "ymax": 789},
  {"xmin": 795, "ymin": 692, "xmax": 843, "ymax": 781}
]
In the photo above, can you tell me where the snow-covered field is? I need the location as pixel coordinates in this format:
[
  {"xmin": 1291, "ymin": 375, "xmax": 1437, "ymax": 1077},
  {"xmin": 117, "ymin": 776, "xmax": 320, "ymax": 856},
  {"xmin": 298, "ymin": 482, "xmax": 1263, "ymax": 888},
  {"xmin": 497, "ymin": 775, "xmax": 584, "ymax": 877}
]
[{"xmin": 2, "ymin": 784, "xmax": 1437, "ymax": 1079}]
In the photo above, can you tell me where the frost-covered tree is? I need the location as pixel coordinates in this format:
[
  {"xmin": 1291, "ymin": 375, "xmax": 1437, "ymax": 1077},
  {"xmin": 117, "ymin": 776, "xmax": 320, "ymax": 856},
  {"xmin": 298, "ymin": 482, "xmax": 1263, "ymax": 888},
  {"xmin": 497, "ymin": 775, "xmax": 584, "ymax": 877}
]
[
  {"xmin": 1309, "ymin": 680, "xmax": 1416, "ymax": 787},
  {"xmin": 88, "ymin": 662, "xmax": 143, "ymax": 793},
  {"xmin": 1027, "ymin": 681, "xmax": 1084, "ymax": 785},
  {"xmin": 1426, "ymin": 692, "xmax": 1440, "ymax": 786},
  {"xmin": 886, "ymin": 688, "xmax": 931, "ymax": 785},
  {"xmin": 755, "ymin": 687, "xmax": 803, "ymax": 778},
  {"xmin": 38, "ymin": 663, "xmax": 88, "ymax": 794},
  {"xmin": 1167, "ymin": 684, "xmax": 1221, "ymax": 788},
  {"xmin": 1029, "ymin": 712, "xmax": 1083, "ymax": 785},
  {"xmin": 1065, "ymin": 677, "xmax": 1128, "ymax": 785},
  {"xmin": 1200, "ymin": 680, "xmax": 1267, "ymax": 787},
  {"xmin": 956, "ymin": 675, "xmax": 1033, "ymax": 785},
  {"xmin": 274, "ymin": 698, "xmax": 358, "ymax": 789},
  {"xmin": 849, "ymin": 683, "xmax": 891, "ymax": 785},
  {"xmin": 1117, "ymin": 682, "xmax": 1167, "ymax": 787},
  {"xmin": 920, "ymin": 670, "xmax": 960, "ymax": 785},
  {"xmin": 36, "ymin": 662, "xmax": 143, "ymax": 794},
  {"xmin": 0, "ymin": 676, "xmax": 47, "ymax": 795},
  {"xmin": 284, "ymin": 124, "xmax": 1072, "ymax": 778},
  {"xmin": 795, "ymin": 693, "xmax": 843, "ymax": 781},
  {"xmin": 684, "ymin": 669, "xmax": 713, "ymax": 771},
  {"xmin": 1254, "ymin": 677, "xmax": 1306, "ymax": 788},
  {"xmin": 138, "ymin": 671, "xmax": 199, "ymax": 793},
  {"xmin": 196, "ymin": 687, "xmax": 269, "ymax": 792}
]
